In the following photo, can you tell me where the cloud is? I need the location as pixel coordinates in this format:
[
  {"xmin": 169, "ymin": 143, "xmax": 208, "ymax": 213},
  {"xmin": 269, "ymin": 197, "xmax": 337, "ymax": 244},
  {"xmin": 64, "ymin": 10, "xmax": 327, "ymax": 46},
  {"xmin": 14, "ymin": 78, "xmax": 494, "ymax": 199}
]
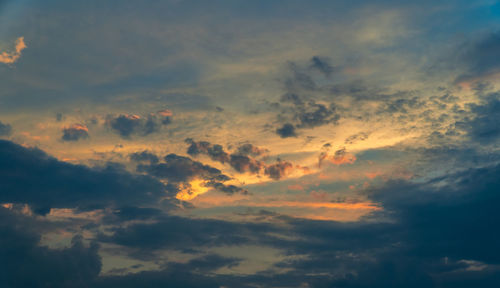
[
  {"xmin": 0, "ymin": 140, "xmax": 168, "ymax": 214},
  {"xmin": 106, "ymin": 112, "xmax": 171, "ymax": 138},
  {"xmin": 455, "ymin": 32, "xmax": 500, "ymax": 84},
  {"xmin": 129, "ymin": 150, "xmax": 159, "ymax": 164},
  {"xmin": 309, "ymin": 56, "xmax": 335, "ymax": 77},
  {"xmin": 456, "ymin": 93, "xmax": 500, "ymax": 144},
  {"xmin": 62, "ymin": 124, "xmax": 89, "ymax": 141},
  {"xmin": 185, "ymin": 139, "xmax": 304, "ymax": 180},
  {"xmin": 0, "ymin": 120, "xmax": 12, "ymax": 136},
  {"xmin": 318, "ymin": 146, "xmax": 356, "ymax": 167},
  {"xmin": 276, "ymin": 123, "xmax": 297, "ymax": 138},
  {"xmin": 0, "ymin": 207, "xmax": 101, "ymax": 288},
  {"xmin": 235, "ymin": 143, "xmax": 268, "ymax": 157},
  {"xmin": 138, "ymin": 153, "xmax": 229, "ymax": 183},
  {"xmin": 186, "ymin": 138, "xmax": 230, "ymax": 163},
  {"xmin": 0, "ymin": 37, "xmax": 26, "ymax": 64},
  {"xmin": 229, "ymin": 154, "xmax": 263, "ymax": 173},
  {"xmin": 186, "ymin": 139, "xmax": 265, "ymax": 174},
  {"xmin": 264, "ymin": 159, "xmax": 294, "ymax": 180}
]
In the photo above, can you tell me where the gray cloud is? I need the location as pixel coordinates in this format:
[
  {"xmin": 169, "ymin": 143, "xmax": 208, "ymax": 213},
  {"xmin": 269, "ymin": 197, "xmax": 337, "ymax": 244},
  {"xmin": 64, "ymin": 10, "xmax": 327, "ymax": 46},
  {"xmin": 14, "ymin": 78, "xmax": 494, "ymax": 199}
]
[
  {"xmin": 61, "ymin": 124, "xmax": 89, "ymax": 142},
  {"xmin": 0, "ymin": 140, "xmax": 168, "ymax": 214},
  {"xmin": 276, "ymin": 123, "xmax": 297, "ymax": 138},
  {"xmin": 106, "ymin": 113, "xmax": 170, "ymax": 139},
  {"xmin": 0, "ymin": 120, "xmax": 12, "ymax": 136}
]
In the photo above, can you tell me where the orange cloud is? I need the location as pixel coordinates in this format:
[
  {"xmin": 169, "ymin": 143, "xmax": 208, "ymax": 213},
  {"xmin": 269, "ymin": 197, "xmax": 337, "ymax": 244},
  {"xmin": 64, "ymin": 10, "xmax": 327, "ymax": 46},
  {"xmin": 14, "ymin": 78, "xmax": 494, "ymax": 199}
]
[
  {"xmin": 176, "ymin": 179, "xmax": 210, "ymax": 201},
  {"xmin": 0, "ymin": 37, "xmax": 27, "ymax": 64},
  {"xmin": 157, "ymin": 109, "xmax": 173, "ymax": 117}
]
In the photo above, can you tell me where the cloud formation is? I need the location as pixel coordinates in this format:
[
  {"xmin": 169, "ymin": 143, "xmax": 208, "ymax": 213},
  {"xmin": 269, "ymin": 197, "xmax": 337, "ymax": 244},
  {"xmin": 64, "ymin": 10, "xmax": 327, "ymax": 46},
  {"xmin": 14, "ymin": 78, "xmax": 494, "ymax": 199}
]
[
  {"xmin": 62, "ymin": 124, "xmax": 89, "ymax": 141},
  {"xmin": 0, "ymin": 37, "xmax": 26, "ymax": 64},
  {"xmin": 0, "ymin": 140, "xmax": 168, "ymax": 214},
  {"xmin": 106, "ymin": 111, "xmax": 171, "ymax": 138},
  {"xmin": 0, "ymin": 121, "xmax": 12, "ymax": 136}
]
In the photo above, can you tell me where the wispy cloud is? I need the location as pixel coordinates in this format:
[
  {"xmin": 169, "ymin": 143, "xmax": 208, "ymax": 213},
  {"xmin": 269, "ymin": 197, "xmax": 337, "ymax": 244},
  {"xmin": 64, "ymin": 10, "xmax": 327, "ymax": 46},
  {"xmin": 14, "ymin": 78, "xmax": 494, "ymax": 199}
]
[{"xmin": 0, "ymin": 37, "xmax": 26, "ymax": 64}]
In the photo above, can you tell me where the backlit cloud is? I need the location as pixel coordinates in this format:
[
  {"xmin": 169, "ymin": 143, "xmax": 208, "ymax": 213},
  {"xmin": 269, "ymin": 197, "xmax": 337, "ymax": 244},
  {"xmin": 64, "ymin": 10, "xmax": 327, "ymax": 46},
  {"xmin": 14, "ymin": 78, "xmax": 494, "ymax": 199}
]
[{"xmin": 0, "ymin": 37, "xmax": 26, "ymax": 64}]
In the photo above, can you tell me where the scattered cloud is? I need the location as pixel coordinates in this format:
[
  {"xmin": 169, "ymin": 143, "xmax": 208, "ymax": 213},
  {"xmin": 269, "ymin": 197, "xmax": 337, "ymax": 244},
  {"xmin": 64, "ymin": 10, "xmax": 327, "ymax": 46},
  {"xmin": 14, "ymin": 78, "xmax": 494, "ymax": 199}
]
[
  {"xmin": 0, "ymin": 37, "xmax": 26, "ymax": 64},
  {"xmin": 62, "ymin": 124, "xmax": 89, "ymax": 141}
]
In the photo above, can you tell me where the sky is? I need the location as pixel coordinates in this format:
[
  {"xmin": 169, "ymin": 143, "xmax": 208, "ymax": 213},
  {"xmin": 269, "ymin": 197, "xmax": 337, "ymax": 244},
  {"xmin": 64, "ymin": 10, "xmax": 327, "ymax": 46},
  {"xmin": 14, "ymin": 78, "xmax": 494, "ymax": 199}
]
[{"xmin": 0, "ymin": 0, "xmax": 500, "ymax": 287}]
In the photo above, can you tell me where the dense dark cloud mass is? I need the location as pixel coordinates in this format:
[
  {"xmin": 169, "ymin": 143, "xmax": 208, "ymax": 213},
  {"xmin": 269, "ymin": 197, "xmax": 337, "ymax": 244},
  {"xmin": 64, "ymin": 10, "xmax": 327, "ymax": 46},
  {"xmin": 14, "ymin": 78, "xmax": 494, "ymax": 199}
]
[
  {"xmin": 457, "ymin": 93, "xmax": 500, "ymax": 144},
  {"xmin": 0, "ymin": 120, "xmax": 12, "ymax": 136},
  {"xmin": 0, "ymin": 207, "xmax": 101, "ymax": 288},
  {"xmin": 0, "ymin": 140, "xmax": 167, "ymax": 214},
  {"xmin": 456, "ymin": 32, "xmax": 500, "ymax": 83}
]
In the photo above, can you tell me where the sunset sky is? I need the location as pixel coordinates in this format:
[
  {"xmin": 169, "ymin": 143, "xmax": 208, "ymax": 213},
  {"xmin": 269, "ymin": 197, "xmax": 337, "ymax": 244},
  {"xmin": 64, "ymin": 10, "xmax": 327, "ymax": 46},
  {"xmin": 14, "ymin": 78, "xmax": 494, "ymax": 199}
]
[{"xmin": 1, "ymin": 1, "xmax": 500, "ymax": 287}]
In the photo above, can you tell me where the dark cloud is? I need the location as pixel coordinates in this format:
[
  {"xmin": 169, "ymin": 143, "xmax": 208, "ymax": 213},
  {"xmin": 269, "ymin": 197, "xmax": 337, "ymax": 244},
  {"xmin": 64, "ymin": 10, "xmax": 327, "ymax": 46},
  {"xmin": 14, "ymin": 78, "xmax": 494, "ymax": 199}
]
[
  {"xmin": 186, "ymin": 139, "xmax": 265, "ymax": 174},
  {"xmin": 95, "ymin": 254, "xmax": 238, "ymax": 288},
  {"xmin": 100, "ymin": 215, "xmax": 271, "ymax": 251},
  {"xmin": 310, "ymin": 56, "xmax": 335, "ymax": 77},
  {"xmin": 236, "ymin": 143, "xmax": 268, "ymax": 157},
  {"xmin": 106, "ymin": 112, "xmax": 171, "ymax": 138},
  {"xmin": 138, "ymin": 153, "xmax": 229, "ymax": 183},
  {"xmin": 185, "ymin": 139, "xmax": 302, "ymax": 179},
  {"xmin": 294, "ymin": 101, "xmax": 339, "ymax": 128},
  {"xmin": 0, "ymin": 120, "xmax": 12, "ymax": 136},
  {"xmin": 107, "ymin": 114, "xmax": 142, "ymax": 138},
  {"xmin": 229, "ymin": 154, "xmax": 264, "ymax": 173},
  {"xmin": 129, "ymin": 150, "xmax": 159, "ymax": 164},
  {"xmin": 62, "ymin": 124, "xmax": 89, "ymax": 141},
  {"xmin": 456, "ymin": 32, "xmax": 500, "ymax": 83},
  {"xmin": 0, "ymin": 207, "xmax": 101, "ymax": 288},
  {"xmin": 264, "ymin": 159, "xmax": 293, "ymax": 180},
  {"xmin": 186, "ymin": 138, "xmax": 230, "ymax": 163},
  {"xmin": 0, "ymin": 140, "xmax": 167, "ymax": 214},
  {"xmin": 276, "ymin": 123, "xmax": 297, "ymax": 138},
  {"xmin": 457, "ymin": 93, "xmax": 500, "ymax": 144}
]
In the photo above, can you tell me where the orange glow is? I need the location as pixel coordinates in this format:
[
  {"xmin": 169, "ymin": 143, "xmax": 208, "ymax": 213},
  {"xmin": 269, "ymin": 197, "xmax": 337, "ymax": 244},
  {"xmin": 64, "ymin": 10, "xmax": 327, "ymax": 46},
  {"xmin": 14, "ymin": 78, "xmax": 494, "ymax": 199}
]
[
  {"xmin": 157, "ymin": 109, "xmax": 173, "ymax": 117},
  {"xmin": 176, "ymin": 179, "xmax": 211, "ymax": 201},
  {"xmin": 0, "ymin": 37, "xmax": 27, "ymax": 64},
  {"xmin": 65, "ymin": 123, "xmax": 89, "ymax": 132}
]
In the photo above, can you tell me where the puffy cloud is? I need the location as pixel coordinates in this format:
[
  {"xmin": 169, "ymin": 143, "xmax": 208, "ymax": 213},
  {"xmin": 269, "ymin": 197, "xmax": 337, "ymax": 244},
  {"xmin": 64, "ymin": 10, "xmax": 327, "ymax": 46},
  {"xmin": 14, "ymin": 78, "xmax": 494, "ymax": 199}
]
[
  {"xmin": 276, "ymin": 123, "xmax": 297, "ymax": 138},
  {"xmin": 0, "ymin": 120, "xmax": 12, "ymax": 136},
  {"xmin": 0, "ymin": 37, "xmax": 26, "ymax": 64},
  {"xmin": 186, "ymin": 138, "xmax": 230, "ymax": 163},
  {"xmin": 185, "ymin": 139, "xmax": 304, "ymax": 180},
  {"xmin": 61, "ymin": 124, "xmax": 89, "ymax": 141},
  {"xmin": 236, "ymin": 143, "xmax": 268, "ymax": 157},
  {"xmin": 106, "ymin": 112, "xmax": 171, "ymax": 138},
  {"xmin": 264, "ymin": 159, "xmax": 294, "ymax": 180},
  {"xmin": 229, "ymin": 154, "xmax": 263, "ymax": 173}
]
